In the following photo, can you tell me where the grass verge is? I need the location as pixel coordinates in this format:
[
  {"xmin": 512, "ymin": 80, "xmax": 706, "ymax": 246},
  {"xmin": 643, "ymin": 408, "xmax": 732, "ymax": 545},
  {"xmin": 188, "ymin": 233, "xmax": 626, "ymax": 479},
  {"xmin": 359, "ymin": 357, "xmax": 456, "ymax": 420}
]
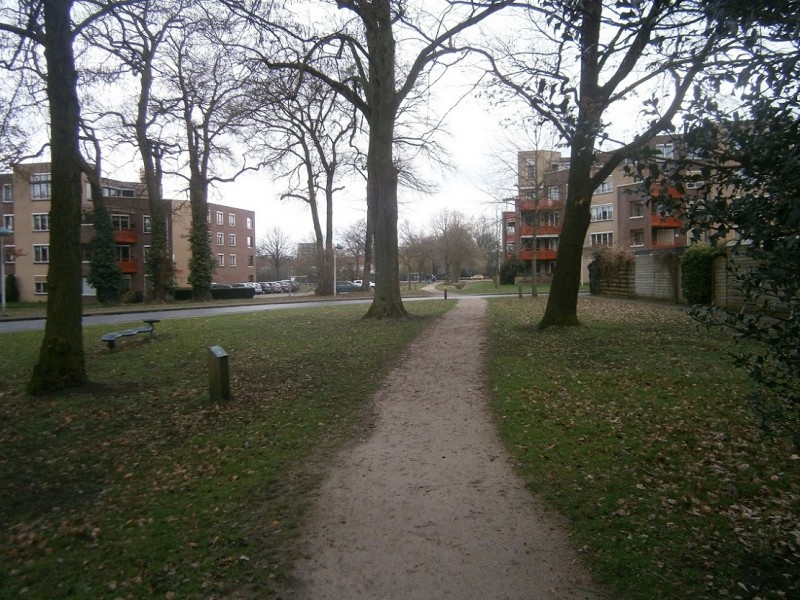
[
  {"xmin": 487, "ymin": 296, "xmax": 798, "ymax": 600},
  {"xmin": 0, "ymin": 300, "xmax": 453, "ymax": 599}
]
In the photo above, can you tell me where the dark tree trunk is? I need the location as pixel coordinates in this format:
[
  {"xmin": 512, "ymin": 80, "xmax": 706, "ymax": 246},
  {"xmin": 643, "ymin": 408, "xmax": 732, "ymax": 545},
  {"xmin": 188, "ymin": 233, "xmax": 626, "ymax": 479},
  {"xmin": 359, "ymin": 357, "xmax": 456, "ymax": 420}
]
[
  {"xmin": 187, "ymin": 146, "xmax": 213, "ymax": 301},
  {"xmin": 362, "ymin": 0, "xmax": 406, "ymax": 318},
  {"xmin": 28, "ymin": 0, "xmax": 87, "ymax": 394},
  {"xmin": 538, "ymin": 0, "xmax": 603, "ymax": 329},
  {"xmin": 188, "ymin": 181, "xmax": 213, "ymax": 300},
  {"xmin": 136, "ymin": 57, "xmax": 172, "ymax": 302}
]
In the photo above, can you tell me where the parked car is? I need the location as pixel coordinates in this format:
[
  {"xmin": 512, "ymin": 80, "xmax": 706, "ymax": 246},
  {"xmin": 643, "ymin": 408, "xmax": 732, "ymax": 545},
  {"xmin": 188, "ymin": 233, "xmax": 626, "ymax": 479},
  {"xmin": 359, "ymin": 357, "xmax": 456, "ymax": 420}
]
[
  {"xmin": 268, "ymin": 282, "xmax": 284, "ymax": 293},
  {"xmin": 258, "ymin": 282, "xmax": 273, "ymax": 294},
  {"xmin": 336, "ymin": 280, "xmax": 361, "ymax": 293},
  {"xmin": 236, "ymin": 282, "xmax": 261, "ymax": 294},
  {"xmin": 281, "ymin": 279, "xmax": 300, "ymax": 292},
  {"xmin": 353, "ymin": 279, "xmax": 375, "ymax": 291}
]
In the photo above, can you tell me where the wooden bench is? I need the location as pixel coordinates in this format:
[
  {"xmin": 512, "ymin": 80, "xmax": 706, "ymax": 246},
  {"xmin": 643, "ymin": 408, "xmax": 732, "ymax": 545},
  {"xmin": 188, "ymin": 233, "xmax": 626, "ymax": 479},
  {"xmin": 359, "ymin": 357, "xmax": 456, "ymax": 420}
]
[{"xmin": 100, "ymin": 319, "xmax": 160, "ymax": 350}]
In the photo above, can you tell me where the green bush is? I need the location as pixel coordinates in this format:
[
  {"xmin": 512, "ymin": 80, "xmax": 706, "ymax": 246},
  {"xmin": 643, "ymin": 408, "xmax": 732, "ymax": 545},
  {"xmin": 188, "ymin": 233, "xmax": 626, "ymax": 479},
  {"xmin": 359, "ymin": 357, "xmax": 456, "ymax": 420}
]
[
  {"xmin": 4, "ymin": 273, "xmax": 19, "ymax": 302},
  {"xmin": 500, "ymin": 256, "xmax": 526, "ymax": 285},
  {"xmin": 681, "ymin": 243, "xmax": 717, "ymax": 304}
]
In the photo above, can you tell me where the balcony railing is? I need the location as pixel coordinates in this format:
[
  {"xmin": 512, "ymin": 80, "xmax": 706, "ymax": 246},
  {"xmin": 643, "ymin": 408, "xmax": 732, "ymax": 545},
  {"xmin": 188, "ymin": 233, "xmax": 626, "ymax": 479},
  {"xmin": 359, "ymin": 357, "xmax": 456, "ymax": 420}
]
[
  {"xmin": 518, "ymin": 225, "xmax": 562, "ymax": 236},
  {"xmin": 117, "ymin": 260, "xmax": 138, "ymax": 274},
  {"xmin": 650, "ymin": 214, "xmax": 683, "ymax": 229},
  {"xmin": 519, "ymin": 249, "xmax": 559, "ymax": 261},
  {"xmin": 113, "ymin": 228, "xmax": 138, "ymax": 244}
]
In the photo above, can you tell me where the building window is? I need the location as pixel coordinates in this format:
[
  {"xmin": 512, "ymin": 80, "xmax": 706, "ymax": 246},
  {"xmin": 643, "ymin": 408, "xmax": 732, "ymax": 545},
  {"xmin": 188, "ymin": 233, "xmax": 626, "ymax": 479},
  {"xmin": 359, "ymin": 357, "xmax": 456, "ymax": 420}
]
[
  {"xmin": 228, "ymin": 233, "xmax": 236, "ymax": 247},
  {"xmin": 228, "ymin": 213, "xmax": 236, "ymax": 227},
  {"xmin": 116, "ymin": 245, "xmax": 131, "ymax": 261},
  {"xmin": 34, "ymin": 276, "xmax": 48, "ymax": 295},
  {"xmin": 3, "ymin": 215, "xmax": 13, "ymax": 230},
  {"xmin": 216, "ymin": 211, "xmax": 224, "ymax": 225},
  {"xmin": 526, "ymin": 159, "xmax": 536, "ymax": 181},
  {"xmin": 590, "ymin": 232, "xmax": 614, "ymax": 247},
  {"xmin": 143, "ymin": 215, "xmax": 151, "ymax": 233},
  {"xmin": 33, "ymin": 244, "xmax": 50, "ymax": 263},
  {"xmin": 595, "ymin": 179, "xmax": 613, "ymax": 194},
  {"xmin": 655, "ymin": 143, "xmax": 674, "ymax": 160},
  {"xmin": 590, "ymin": 204, "xmax": 613, "ymax": 222},
  {"xmin": 521, "ymin": 237, "xmax": 533, "ymax": 250},
  {"xmin": 30, "ymin": 172, "xmax": 51, "ymax": 200},
  {"xmin": 631, "ymin": 229, "xmax": 645, "ymax": 247},
  {"xmin": 2, "ymin": 183, "xmax": 12, "ymax": 202},
  {"xmin": 547, "ymin": 186, "xmax": 560, "ymax": 200},
  {"xmin": 631, "ymin": 201, "xmax": 645, "ymax": 218},
  {"xmin": 32, "ymin": 213, "xmax": 49, "ymax": 231},
  {"xmin": 102, "ymin": 186, "xmax": 134, "ymax": 197},
  {"xmin": 522, "ymin": 213, "xmax": 535, "ymax": 227},
  {"xmin": 506, "ymin": 221, "xmax": 516, "ymax": 235},
  {"xmin": 216, "ymin": 232, "xmax": 224, "ymax": 246},
  {"xmin": 111, "ymin": 214, "xmax": 131, "ymax": 230},
  {"xmin": 537, "ymin": 237, "xmax": 559, "ymax": 251},
  {"xmin": 247, "ymin": 236, "xmax": 253, "ymax": 248},
  {"xmin": 506, "ymin": 242, "xmax": 516, "ymax": 254},
  {"xmin": 3, "ymin": 245, "xmax": 14, "ymax": 264},
  {"xmin": 246, "ymin": 216, "xmax": 253, "ymax": 229},
  {"xmin": 217, "ymin": 253, "xmax": 225, "ymax": 267},
  {"xmin": 207, "ymin": 209, "xmax": 211, "ymax": 223},
  {"xmin": 540, "ymin": 211, "xmax": 560, "ymax": 227},
  {"xmin": 229, "ymin": 254, "xmax": 237, "ymax": 267},
  {"xmin": 248, "ymin": 255, "xmax": 254, "ymax": 267},
  {"xmin": 143, "ymin": 245, "xmax": 151, "ymax": 261}
]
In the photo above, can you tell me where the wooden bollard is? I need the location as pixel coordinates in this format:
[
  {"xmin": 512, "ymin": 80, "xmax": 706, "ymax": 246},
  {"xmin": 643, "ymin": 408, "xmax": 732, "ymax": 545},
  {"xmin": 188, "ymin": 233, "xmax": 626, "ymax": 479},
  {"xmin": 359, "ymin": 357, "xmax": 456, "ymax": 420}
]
[
  {"xmin": 444, "ymin": 288, "xmax": 448, "ymax": 300},
  {"xmin": 518, "ymin": 285, "xmax": 523, "ymax": 299},
  {"xmin": 208, "ymin": 345, "xmax": 231, "ymax": 402}
]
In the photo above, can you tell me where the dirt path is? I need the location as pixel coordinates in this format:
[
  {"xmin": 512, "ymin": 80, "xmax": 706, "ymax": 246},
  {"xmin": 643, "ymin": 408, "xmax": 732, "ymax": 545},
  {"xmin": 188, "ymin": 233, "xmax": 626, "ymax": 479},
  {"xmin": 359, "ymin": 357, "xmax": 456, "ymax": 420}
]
[{"xmin": 282, "ymin": 298, "xmax": 602, "ymax": 599}]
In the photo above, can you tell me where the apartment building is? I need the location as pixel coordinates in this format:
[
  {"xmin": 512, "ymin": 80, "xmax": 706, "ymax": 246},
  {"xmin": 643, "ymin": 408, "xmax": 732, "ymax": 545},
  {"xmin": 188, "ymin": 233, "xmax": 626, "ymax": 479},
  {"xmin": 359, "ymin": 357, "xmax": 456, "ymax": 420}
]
[
  {"xmin": 171, "ymin": 200, "xmax": 257, "ymax": 287},
  {"xmin": 0, "ymin": 162, "xmax": 256, "ymax": 302},
  {"xmin": 502, "ymin": 136, "xmax": 688, "ymax": 278}
]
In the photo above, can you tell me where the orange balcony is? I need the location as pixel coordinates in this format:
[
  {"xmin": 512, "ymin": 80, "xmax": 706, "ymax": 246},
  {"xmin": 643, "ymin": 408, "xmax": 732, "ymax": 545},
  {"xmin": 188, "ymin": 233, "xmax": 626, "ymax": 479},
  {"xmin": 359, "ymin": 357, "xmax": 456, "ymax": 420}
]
[
  {"xmin": 114, "ymin": 228, "xmax": 138, "ymax": 244},
  {"xmin": 519, "ymin": 249, "xmax": 559, "ymax": 261},
  {"xmin": 536, "ymin": 249, "xmax": 558, "ymax": 261},
  {"xmin": 118, "ymin": 260, "xmax": 138, "ymax": 274},
  {"xmin": 518, "ymin": 225, "xmax": 562, "ymax": 237},
  {"xmin": 650, "ymin": 215, "xmax": 683, "ymax": 229}
]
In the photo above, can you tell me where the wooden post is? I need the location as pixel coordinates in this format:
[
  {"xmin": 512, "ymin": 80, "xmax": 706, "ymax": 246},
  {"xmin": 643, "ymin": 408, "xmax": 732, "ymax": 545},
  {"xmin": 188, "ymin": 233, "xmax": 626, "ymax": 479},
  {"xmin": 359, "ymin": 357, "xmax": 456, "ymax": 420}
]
[{"xmin": 208, "ymin": 345, "xmax": 230, "ymax": 402}]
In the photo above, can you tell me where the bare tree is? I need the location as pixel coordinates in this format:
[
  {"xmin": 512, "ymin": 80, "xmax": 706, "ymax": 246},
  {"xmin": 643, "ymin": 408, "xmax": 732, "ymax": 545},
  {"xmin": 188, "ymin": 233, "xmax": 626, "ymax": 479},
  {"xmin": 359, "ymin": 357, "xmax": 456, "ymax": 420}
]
[
  {"xmin": 251, "ymin": 71, "xmax": 358, "ymax": 296},
  {"xmin": 481, "ymin": 1, "xmax": 729, "ymax": 327},
  {"xmin": 341, "ymin": 218, "xmax": 367, "ymax": 285},
  {"xmin": 257, "ymin": 226, "xmax": 293, "ymax": 280},
  {"xmin": 165, "ymin": 7, "xmax": 254, "ymax": 300},
  {"xmin": 431, "ymin": 209, "xmax": 480, "ymax": 283},
  {"xmin": 229, "ymin": 0, "xmax": 515, "ymax": 317},
  {"xmin": 88, "ymin": 0, "xmax": 185, "ymax": 302},
  {"xmin": 0, "ymin": 0, "xmax": 140, "ymax": 393}
]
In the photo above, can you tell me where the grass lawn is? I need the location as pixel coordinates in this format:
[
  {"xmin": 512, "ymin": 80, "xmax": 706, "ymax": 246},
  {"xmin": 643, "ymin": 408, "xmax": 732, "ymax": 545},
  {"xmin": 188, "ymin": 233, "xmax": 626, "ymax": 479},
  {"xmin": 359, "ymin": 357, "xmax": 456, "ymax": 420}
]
[
  {"xmin": 487, "ymin": 296, "xmax": 799, "ymax": 600},
  {"xmin": 0, "ymin": 301, "xmax": 453, "ymax": 599}
]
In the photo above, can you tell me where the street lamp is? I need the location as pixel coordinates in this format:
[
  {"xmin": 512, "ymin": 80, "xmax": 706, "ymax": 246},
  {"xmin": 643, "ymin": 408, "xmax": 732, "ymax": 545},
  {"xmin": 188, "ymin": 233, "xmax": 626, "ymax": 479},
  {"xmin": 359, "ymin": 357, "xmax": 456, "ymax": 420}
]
[
  {"xmin": 0, "ymin": 225, "xmax": 12, "ymax": 315},
  {"xmin": 332, "ymin": 243, "xmax": 343, "ymax": 297}
]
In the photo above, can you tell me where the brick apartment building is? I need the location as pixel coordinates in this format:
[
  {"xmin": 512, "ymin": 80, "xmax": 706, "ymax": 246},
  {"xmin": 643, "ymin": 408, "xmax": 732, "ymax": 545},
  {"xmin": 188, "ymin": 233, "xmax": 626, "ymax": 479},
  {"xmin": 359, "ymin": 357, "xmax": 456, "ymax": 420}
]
[
  {"xmin": 1, "ymin": 162, "xmax": 255, "ymax": 302},
  {"xmin": 502, "ymin": 136, "xmax": 689, "ymax": 280}
]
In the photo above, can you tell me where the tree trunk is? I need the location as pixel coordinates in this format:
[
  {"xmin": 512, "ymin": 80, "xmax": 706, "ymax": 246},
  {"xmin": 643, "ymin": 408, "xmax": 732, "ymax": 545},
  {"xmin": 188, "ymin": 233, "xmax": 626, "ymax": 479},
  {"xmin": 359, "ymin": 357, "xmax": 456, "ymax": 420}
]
[
  {"xmin": 136, "ymin": 59, "xmax": 172, "ymax": 302},
  {"xmin": 538, "ymin": 0, "xmax": 603, "ymax": 329},
  {"xmin": 28, "ymin": 0, "xmax": 87, "ymax": 394},
  {"xmin": 362, "ymin": 0, "xmax": 406, "ymax": 319},
  {"xmin": 188, "ymin": 179, "xmax": 213, "ymax": 301}
]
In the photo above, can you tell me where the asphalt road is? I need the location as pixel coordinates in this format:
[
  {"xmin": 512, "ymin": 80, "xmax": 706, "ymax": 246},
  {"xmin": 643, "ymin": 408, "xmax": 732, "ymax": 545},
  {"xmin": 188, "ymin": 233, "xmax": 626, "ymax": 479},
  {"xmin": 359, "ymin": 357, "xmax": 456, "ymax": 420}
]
[{"xmin": 0, "ymin": 294, "xmax": 468, "ymax": 334}]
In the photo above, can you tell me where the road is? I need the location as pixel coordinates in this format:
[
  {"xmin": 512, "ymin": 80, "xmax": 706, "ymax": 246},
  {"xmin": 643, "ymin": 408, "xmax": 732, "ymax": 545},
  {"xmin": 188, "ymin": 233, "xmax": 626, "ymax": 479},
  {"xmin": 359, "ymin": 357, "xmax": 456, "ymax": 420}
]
[{"xmin": 0, "ymin": 295, "xmax": 459, "ymax": 333}]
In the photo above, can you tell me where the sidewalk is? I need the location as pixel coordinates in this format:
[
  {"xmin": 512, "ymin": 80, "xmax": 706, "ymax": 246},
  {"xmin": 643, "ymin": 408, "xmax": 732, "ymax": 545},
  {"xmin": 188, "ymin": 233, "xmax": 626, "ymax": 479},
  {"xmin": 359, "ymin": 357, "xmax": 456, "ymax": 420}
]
[{"xmin": 280, "ymin": 298, "xmax": 603, "ymax": 599}]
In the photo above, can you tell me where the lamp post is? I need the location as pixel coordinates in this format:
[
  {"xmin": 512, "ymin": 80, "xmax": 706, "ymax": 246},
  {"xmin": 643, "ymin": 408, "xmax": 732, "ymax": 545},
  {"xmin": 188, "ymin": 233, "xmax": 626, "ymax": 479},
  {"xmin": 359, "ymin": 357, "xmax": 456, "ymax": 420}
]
[
  {"xmin": 0, "ymin": 225, "xmax": 12, "ymax": 315},
  {"xmin": 332, "ymin": 242, "xmax": 343, "ymax": 297}
]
